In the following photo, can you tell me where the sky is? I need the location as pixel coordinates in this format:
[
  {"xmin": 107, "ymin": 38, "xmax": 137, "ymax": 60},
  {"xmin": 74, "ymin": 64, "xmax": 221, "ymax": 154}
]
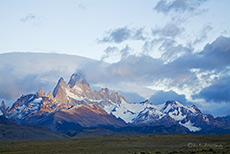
[{"xmin": 0, "ymin": 0, "xmax": 230, "ymax": 116}]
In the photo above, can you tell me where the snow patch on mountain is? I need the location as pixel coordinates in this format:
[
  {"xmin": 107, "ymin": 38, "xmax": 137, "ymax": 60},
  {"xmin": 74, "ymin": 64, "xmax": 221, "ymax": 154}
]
[
  {"xmin": 109, "ymin": 100, "xmax": 157, "ymax": 123},
  {"xmin": 110, "ymin": 101, "xmax": 146, "ymax": 123},
  {"xmin": 168, "ymin": 108, "xmax": 186, "ymax": 121},
  {"xmin": 162, "ymin": 101, "xmax": 196, "ymax": 114},
  {"xmin": 161, "ymin": 101, "xmax": 198, "ymax": 122},
  {"xmin": 202, "ymin": 115, "xmax": 210, "ymax": 123},
  {"xmin": 134, "ymin": 106, "xmax": 166, "ymax": 124},
  {"xmin": 65, "ymin": 88, "xmax": 84, "ymax": 101},
  {"xmin": 179, "ymin": 121, "xmax": 201, "ymax": 132}
]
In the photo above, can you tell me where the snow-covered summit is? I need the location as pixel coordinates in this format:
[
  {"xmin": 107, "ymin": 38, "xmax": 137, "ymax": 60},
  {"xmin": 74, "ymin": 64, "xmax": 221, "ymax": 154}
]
[{"xmin": 162, "ymin": 101, "xmax": 197, "ymax": 115}]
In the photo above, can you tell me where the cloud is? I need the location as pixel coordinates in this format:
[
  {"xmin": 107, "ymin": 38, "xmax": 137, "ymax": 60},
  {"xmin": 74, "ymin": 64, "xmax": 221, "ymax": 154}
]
[
  {"xmin": 85, "ymin": 36, "xmax": 230, "ymax": 84},
  {"xmin": 143, "ymin": 38, "xmax": 192, "ymax": 62},
  {"xmin": 159, "ymin": 39, "xmax": 192, "ymax": 62},
  {"xmin": 152, "ymin": 23, "xmax": 184, "ymax": 38},
  {"xmin": 20, "ymin": 13, "xmax": 36, "ymax": 22},
  {"xmin": 82, "ymin": 36, "xmax": 230, "ymax": 102},
  {"xmin": 101, "ymin": 45, "xmax": 131, "ymax": 63},
  {"xmin": 132, "ymin": 28, "xmax": 147, "ymax": 40},
  {"xmin": 149, "ymin": 90, "xmax": 187, "ymax": 105},
  {"xmin": 154, "ymin": 0, "xmax": 207, "ymax": 14},
  {"xmin": 78, "ymin": 3, "xmax": 86, "ymax": 9},
  {"xmin": 143, "ymin": 23, "xmax": 189, "ymax": 62},
  {"xmin": 0, "ymin": 69, "xmax": 49, "ymax": 102},
  {"xmin": 193, "ymin": 25, "xmax": 213, "ymax": 45},
  {"xmin": 193, "ymin": 77, "xmax": 230, "ymax": 103},
  {"xmin": 203, "ymin": 36, "xmax": 230, "ymax": 54},
  {"xmin": 169, "ymin": 36, "xmax": 230, "ymax": 71},
  {"xmin": 78, "ymin": 36, "xmax": 230, "ymax": 116},
  {"xmin": 99, "ymin": 27, "xmax": 147, "ymax": 43},
  {"xmin": 118, "ymin": 91, "xmax": 145, "ymax": 103},
  {"xmin": 20, "ymin": 13, "xmax": 44, "ymax": 26}
]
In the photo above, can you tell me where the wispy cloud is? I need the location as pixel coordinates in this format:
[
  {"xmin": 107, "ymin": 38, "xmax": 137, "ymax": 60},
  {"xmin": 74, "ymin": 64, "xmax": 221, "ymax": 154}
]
[
  {"xmin": 20, "ymin": 13, "xmax": 36, "ymax": 22},
  {"xmin": 193, "ymin": 24, "xmax": 213, "ymax": 45},
  {"xmin": 143, "ymin": 38, "xmax": 192, "ymax": 63},
  {"xmin": 99, "ymin": 27, "xmax": 147, "ymax": 43},
  {"xmin": 154, "ymin": 0, "xmax": 208, "ymax": 14},
  {"xmin": 101, "ymin": 45, "xmax": 131, "ymax": 63},
  {"xmin": 152, "ymin": 23, "xmax": 184, "ymax": 38}
]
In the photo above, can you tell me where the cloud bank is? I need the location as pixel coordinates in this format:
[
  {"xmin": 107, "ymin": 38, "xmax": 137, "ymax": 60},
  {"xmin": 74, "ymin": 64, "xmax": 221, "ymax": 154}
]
[
  {"xmin": 0, "ymin": 53, "xmax": 95, "ymax": 105},
  {"xmin": 81, "ymin": 36, "xmax": 230, "ymax": 116},
  {"xmin": 149, "ymin": 90, "xmax": 187, "ymax": 105}
]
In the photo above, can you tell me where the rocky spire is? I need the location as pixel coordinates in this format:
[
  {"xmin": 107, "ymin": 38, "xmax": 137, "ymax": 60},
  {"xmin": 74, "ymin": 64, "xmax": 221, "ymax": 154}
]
[
  {"xmin": 1, "ymin": 100, "xmax": 5, "ymax": 107},
  {"xmin": 0, "ymin": 100, "xmax": 8, "ymax": 115},
  {"xmin": 52, "ymin": 77, "xmax": 68, "ymax": 104},
  {"xmin": 53, "ymin": 77, "xmax": 67, "ymax": 97},
  {"xmin": 192, "ymin": 105, "xmax": 202, "ymax": 113},
  {"xmin": 47, "ymin": 91, "xmax": 54, "ymax": 100},
  {"xmin": 37, "ymin": 88, "xmax": 46, "ymax": 96}
]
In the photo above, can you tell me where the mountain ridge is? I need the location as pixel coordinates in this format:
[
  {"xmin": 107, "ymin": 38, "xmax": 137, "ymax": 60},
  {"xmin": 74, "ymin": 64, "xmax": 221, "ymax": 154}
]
[{"xmin": 1, "ymin": 73, "xmax": 229, "ymax": 134}]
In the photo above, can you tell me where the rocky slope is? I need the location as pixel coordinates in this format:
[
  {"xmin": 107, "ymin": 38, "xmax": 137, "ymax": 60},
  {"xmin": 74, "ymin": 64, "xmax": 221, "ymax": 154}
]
[{"xmin": 0, "ymin": 116, "xmax": 65, "ymax": 140}]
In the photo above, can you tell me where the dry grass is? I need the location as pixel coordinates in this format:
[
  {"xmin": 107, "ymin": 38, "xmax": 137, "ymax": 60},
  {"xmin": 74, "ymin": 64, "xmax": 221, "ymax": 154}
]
[{"xmin": 0, "ymin": 134, "xmax": 229, "ymax": 154}]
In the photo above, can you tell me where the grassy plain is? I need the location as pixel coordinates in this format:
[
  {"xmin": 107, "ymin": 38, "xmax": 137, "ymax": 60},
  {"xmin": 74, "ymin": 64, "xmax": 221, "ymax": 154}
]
[{"xmin": 0, "ymin": 134, "xmax": 229, "ymax": 154}]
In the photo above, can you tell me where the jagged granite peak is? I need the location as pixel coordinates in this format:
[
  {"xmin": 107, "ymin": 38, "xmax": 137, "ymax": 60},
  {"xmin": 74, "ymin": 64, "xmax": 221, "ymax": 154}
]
[
  {"xmin": 6, "ymin": 93, "xmax": 68, "ymax": 121},
  {"xmin": 7, "ymin": 94, "xmax": 37, "ymax": 116},
  {"xmin": 56, "ymin": 77, "xmax": 66, "ymax": 88},
  {"xmin": 51, "ymin": 74, "xmax": 127, "ymax": 108},
  {"xmin": 164, "ymin": 100, "xmax": 182, "ymax": 107},
  {"xmin": 161, "ymin": 101, "xmax": 197, "ymax": 115},
  {"xmin": 0, "ymin": 100, "xmax": 8, "ymax": 115},
  {"xmin": 96, "ymin": 88, "xmax": 110, "ymax": 100},
  {"xmin": 99, "ymin": 88, "xmax": 110, "ymax": 94},
  {"xmin": 52, "ymin": 77, "xmax": 68, "ymax": 102},
  {"xmin": 1, "ymin": 100, "xmax": 5, "ymax": 106},
  {"xmin": 1, "ymin": 100, "xmax": 6, "ymax": 109},
  {"xmin": 68, "ymin": 73, "xmax": 88, "ymax": 88},
  {"xmin": 47, "ymin": 91, "xmax": 54, "ymax": 100},
  {"xmin": 37, "ymin": 88, "xmax": 46, "ymax": 96},
  {"xmin": 192, "ymin": 104, "xmax": 202, "ymax": 113}
]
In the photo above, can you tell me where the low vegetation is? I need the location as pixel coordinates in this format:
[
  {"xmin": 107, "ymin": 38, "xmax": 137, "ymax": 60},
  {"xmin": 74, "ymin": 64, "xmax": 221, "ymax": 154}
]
[{"xmin": 0, "ymin": 134, "xmax": 229, "ymax": 154}]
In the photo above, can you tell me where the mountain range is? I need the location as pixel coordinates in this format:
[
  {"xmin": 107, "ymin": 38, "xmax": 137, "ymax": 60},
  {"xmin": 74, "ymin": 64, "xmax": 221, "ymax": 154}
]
[{"xmin": 1, "ymin": 73, "xmax": 229, "ymax": 136}]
